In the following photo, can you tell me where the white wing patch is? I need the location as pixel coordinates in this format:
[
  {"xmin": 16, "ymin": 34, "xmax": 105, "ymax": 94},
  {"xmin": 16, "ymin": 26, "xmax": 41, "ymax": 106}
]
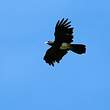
[{"xmin": 60, "ymin": 43, "xmax": 71, "ymax": 50}]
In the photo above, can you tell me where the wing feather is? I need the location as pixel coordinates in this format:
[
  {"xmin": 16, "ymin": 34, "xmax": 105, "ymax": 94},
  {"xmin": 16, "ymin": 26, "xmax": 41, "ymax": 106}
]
[
  {"xmin": 54, "ymin": 18, "xmax": 74, "ymax": 47},
  {"xmin": 44, "ymin": 47, "xmax": 67, "ymax": 66},
  {"xmin": 62, "ymin": 18, "xmax": 68, "ymax": 25}
]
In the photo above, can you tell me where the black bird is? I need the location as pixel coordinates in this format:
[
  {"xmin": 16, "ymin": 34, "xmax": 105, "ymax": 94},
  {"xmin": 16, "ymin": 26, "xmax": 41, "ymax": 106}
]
[{"xmin": 44, "ymin": 18, "xmax": 86, "ymax": 66}]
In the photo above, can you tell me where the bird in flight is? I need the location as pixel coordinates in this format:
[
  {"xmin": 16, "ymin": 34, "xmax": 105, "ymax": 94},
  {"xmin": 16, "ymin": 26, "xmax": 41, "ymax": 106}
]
[{"xmin": 44, "ymin": 18, "xmax": 86, "ymax": 66}]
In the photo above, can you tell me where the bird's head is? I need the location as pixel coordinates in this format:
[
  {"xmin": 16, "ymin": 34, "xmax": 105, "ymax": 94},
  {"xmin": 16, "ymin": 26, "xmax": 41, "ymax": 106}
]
[{"xmin": 45, "ymin": 40, "xmax": 54, "ymax": 46}]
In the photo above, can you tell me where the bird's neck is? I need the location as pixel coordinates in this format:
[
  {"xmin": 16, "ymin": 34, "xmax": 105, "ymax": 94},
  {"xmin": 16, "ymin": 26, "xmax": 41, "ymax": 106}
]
[{"xmin": 48, "ymin": 41, "xmax": 54, "ymax": 46}]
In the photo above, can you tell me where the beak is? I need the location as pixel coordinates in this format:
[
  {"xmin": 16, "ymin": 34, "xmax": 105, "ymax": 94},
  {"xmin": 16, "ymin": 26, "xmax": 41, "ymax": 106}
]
[{"xmin": 44, "ymin": 41, "xmax": 48, "ymax": 44}]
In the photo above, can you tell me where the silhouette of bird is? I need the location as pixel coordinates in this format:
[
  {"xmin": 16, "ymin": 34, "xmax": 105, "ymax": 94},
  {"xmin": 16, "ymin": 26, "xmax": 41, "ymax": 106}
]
[{"xmin": 44, "ymin": 18, "xmax": 86, "ymax": 66}]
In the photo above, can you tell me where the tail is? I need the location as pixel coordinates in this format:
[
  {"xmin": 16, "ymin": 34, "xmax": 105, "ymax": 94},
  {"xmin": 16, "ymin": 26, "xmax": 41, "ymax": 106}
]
[{"xmin": 70, "ymin": 44, "xmax": 86, "ymax": 54}]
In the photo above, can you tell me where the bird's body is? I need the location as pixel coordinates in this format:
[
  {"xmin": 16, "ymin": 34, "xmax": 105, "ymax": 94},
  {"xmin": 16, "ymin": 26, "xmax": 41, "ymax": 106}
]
[{"xmin": 44, "ymin": 18, "xmax": 86, "ymax": 66}]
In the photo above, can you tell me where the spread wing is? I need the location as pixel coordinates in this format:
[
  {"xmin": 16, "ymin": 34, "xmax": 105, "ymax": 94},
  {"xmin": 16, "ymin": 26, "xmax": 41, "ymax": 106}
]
[
  {"xmin": 44, "ymin": 47, "xmax": 67, "ymax": 66},
  {"xmin": 54, "ymin": 18, "xmax": 74, "ymax": 47}
]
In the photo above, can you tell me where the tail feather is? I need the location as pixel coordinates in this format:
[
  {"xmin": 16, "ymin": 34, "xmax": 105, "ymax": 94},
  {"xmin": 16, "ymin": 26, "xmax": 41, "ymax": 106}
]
[{"xmin": 70, "ymin": 44, "xmax": 86, "ymax": 54}]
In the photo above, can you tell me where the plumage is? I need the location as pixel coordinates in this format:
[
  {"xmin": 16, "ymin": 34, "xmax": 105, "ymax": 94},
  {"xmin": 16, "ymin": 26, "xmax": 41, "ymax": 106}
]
[
  {"xmin": 44, "ymin": 47, "xmax": 67, "ymax": 66},
  {"xmin": 54, "ymin": 18, "xmax": 73, "ymax": 47},
  {"xmin": 43, "ymin": 18, "xmax": 86, "ymax": 66}
]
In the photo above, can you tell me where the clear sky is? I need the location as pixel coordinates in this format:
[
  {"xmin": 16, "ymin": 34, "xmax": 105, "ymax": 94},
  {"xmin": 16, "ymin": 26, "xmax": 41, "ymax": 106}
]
[{"xmin": 0, "ymin": 0, "xmax": 110, "ymax": 110}]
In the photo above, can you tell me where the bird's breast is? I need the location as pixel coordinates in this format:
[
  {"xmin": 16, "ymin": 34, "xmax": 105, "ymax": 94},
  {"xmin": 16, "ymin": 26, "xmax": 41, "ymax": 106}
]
[{"xmin": 60, "ymin": 43, "xmax": 71, "ymax": 50}]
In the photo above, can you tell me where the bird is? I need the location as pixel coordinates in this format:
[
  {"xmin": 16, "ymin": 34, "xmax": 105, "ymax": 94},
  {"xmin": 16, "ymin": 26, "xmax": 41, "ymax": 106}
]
[{"xmin": 43, "ymin": 18, "xmax": 86, "ymax": 66}]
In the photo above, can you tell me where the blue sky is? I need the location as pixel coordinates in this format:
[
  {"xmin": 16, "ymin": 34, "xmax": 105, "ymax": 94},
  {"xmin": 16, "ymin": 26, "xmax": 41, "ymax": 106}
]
[{"xmin": 0, "ymin": 0, "xmax": 110, "ymax": 110}]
